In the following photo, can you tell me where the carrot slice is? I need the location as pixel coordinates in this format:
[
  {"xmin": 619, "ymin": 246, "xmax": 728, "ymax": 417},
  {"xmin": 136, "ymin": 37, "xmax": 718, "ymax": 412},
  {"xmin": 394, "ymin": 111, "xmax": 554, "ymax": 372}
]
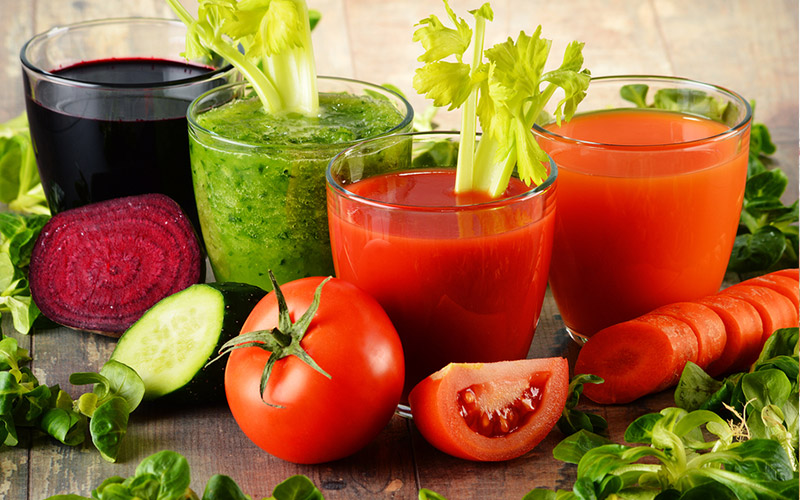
[
  {"xmin": 651, "ymin": 302, "xmax": 726, "ymax": 370},
  {"xmin": 740, "ymin": 274, "xmax": 800, "ymax": 310},
  {"xmin": 698, "ymin": 295, "xmax": 763, "ymax": 376},
  {"xmin": 770, "ymin": 268, "xmax": 799, "ymax": 282},
  {"xmin": 721, "ymin": 284, "xmax": 799, "ymax": 345},
  {"xmin": 576, "ymin": 314, "xmax": 697, "ymax": 404}
]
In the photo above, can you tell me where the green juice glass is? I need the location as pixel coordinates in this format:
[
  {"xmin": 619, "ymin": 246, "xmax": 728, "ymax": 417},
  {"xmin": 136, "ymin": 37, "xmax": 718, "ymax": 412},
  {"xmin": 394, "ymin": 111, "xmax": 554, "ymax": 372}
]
[{"xmin": 187, "ymin": 78, "xmax": 413, "ymax": 289}]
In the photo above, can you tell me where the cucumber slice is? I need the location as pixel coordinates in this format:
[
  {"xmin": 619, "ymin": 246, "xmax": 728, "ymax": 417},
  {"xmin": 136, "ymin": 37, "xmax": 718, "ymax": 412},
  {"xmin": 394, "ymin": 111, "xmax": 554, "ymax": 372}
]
[{"xmin": 110, "ymin": 282, "xmax": 266, "ymax": 402}]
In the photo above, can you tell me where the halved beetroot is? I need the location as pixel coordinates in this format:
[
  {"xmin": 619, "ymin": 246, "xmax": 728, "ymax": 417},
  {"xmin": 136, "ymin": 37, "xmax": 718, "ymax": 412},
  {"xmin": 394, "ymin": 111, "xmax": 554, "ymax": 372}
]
[{"xmin": 29, "ymin": 194, "xmax": 202, "ymax": 336}]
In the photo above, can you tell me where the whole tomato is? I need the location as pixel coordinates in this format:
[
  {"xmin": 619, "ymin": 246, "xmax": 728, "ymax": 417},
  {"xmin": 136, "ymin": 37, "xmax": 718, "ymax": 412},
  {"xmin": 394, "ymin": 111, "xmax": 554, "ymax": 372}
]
[{"xmin": 223, "ymin": 275, "xmax": 405, "ymax": 464}]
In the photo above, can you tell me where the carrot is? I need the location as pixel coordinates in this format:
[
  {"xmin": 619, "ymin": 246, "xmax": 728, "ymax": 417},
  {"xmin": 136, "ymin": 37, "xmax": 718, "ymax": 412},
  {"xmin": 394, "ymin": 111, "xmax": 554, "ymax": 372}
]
[
  {"xmin": 576, "ymin": 314, "xmax": 697, "ymax": 405},
  {"xmin": 697, "ymin": 295, "xmax": 763, "ymax": 376},
  {"xmin": 721, "ymin": 284, "xmax": 799, "ymax": 344},
  {"xmin": 650, "ymin": 302, "xmax": 726, "ymax": 370},
  {"xmin": 740, "ymin": 274, "xmax": 800, "ymax": 310},
  {"xmin": 770, "ymin": 268, "xmax": 799, "ymax": 281}
]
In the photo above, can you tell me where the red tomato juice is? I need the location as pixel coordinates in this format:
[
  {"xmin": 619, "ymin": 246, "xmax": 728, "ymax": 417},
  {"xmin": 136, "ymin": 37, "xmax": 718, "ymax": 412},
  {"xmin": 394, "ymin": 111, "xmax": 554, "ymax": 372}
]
[
  {"xmin": 537, "ymin": 108, "xmax": 749, "ymax": 338},
  {"xmin": 327, "ymin": 169, "xmax": 556, "ymax": 397}
]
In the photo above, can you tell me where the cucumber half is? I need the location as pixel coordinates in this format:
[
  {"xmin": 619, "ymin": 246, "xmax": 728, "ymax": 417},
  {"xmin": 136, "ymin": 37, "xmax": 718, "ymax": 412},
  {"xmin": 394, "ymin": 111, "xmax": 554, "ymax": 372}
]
[{"xmin": 110, "ymin": 282, "xmax": 266, "ymax": 402}]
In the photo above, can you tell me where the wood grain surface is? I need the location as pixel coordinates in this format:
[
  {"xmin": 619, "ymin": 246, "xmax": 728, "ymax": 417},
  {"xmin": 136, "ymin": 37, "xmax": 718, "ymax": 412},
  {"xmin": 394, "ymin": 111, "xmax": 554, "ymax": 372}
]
[{"xmin": 0, "ymin": 1, "xmax": 798, "ymax": 499}]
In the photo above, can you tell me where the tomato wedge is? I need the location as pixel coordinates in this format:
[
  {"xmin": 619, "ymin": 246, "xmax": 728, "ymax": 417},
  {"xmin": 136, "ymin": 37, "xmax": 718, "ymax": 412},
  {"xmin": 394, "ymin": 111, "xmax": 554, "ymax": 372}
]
[{"xmin": 408, "ymin": 357, "xmax": 569, "ymax": 461}]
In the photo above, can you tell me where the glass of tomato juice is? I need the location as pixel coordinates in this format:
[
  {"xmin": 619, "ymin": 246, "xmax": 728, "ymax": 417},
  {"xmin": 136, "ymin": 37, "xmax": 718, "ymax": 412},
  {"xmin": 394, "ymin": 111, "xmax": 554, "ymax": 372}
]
[
  {"xmin": 326, "ymin": 131, "xmax": 557, "ymax": 408},
  {"xmin": 532, "ymin": 75, "xmax": 752, "ymax": 342}
]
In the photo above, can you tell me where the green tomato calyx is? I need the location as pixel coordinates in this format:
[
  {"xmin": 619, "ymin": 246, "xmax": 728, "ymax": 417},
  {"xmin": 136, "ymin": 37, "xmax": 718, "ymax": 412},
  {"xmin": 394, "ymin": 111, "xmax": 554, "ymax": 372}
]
[{"xmin": 210, "ymin": 271, "xmax": 332, "ymax": 408}]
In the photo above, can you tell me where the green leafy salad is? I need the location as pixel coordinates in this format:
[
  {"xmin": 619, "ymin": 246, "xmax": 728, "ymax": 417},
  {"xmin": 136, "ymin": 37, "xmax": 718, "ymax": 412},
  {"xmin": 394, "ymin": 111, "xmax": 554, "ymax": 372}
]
[
  {"xmin": 525, "ymin": 328, "xmax": 799, "ymax": 500},
  {"xmin": 0, "ymin": 335, "xmax": 145, "ymax": 462}
]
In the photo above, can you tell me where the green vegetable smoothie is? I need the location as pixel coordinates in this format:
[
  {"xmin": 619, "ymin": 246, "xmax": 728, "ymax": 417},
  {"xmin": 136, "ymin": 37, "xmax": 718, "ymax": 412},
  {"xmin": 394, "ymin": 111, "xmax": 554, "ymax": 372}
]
[{"xmin": 188, "ymin": 79, "xmax": 412, "ymax": 289}]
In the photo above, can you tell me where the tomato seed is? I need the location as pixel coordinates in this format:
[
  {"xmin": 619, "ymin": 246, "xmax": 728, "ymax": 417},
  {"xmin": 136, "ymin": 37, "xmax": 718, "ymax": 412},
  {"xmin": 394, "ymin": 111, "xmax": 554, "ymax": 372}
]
[{"xmin": 456, "ymin": 378, "xmax": 546, "ymax": 438}]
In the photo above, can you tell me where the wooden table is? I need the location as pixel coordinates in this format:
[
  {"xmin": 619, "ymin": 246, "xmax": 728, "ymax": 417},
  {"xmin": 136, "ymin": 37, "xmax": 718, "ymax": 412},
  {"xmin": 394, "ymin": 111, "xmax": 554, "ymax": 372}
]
[{"xmin": 1, "ymin": 1, "xmax": 798, "ymax": 498}]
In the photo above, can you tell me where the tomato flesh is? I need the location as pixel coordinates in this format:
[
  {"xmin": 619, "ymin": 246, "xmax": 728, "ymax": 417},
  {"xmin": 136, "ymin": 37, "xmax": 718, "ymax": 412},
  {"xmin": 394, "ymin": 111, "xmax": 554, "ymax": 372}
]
[
  {"xmin": 409, "ymin": 358, "xmax": 569, "ymax": 461},
  {"xmin": 458, "ymin": 374, "xmax": 546, "ymax": 437}
]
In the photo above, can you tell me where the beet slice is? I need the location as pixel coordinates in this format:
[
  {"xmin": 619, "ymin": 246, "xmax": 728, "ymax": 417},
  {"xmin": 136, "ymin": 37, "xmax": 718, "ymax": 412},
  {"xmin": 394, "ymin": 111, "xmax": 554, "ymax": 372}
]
[{"xmin": 29, "ymin": 194, "xmax": 203, "ymax": 336}]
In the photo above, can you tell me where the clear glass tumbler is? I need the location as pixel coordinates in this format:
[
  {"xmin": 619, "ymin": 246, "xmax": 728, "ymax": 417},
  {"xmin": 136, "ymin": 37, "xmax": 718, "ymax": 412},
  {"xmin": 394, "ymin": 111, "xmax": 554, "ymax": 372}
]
[
  {"xmin": 326, "ymin": 131, "xmax": 557, "ymax": 405},
  {"xmin": 532, "ymin": 75, "xmax": 752, "ymax": 342},
  {"xmin": 20, "ymin": 17, "xmax": 234, "ymax": 232},
  {"xmin": 188, "ymin": 78, "xmax": 413, "ymax": 289}
]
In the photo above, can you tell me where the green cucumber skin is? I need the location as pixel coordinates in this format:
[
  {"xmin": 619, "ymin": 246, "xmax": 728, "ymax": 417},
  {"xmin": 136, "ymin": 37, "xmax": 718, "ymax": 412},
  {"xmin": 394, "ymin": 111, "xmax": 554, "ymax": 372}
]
[{"xmin": 161, "ymin": 282, "xmax": 267, "ymax": 405}]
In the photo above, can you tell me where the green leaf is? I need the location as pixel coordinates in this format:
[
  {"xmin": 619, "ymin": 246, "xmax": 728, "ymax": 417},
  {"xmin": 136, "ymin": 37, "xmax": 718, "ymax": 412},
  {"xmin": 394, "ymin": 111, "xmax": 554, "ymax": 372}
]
[
  {"xmin": 553, "ymin": 429, "xmax": 614, "ymax": 464},
  {"xmin": 203, "ymin": 474, "xmax": 250, "ymax": 500},
  {"xmin": 412, "ymin": 0, "xmax": 473, "ymax": 64},
  {"xmin": 98, "ymin": 360, "xmax": 145, "ymax": 413},
  {"xmin": 624, "ymin": 413, "xmax": 664, "ymax": 445},
  {"xmin": 706, "ymin": 438, "xmax": 794, "ymax": 481},
  {"xmin": 0, "ymin": 413, "xmax": 18, "ymax": 446},
  {"xmin": 729, "ymin": 226, "xmax": 788, "ymax": 272},
  {"xmin": 742, "ymin": 369, "xmax": 792, "ymax": 411},
  {"xmin": 746, "ymin": 168, "xmax": 788, "ymax": 201},
  {"xmin": 268, "ymin": 474, "xmax": 324, "ymax": 500},
  {"xmin": 39, "ymin": 407, "xmax": 85, "ymax": 446},
  {"xmin": 749, "ymin": 122, "xmax": 776, "ymax": 157},
  {"xmin": 89, "ymin": 396, "xmax": 130, "ymax": 462},
  {"xmin": 674, "ymin": 362, "xmax": 723, "ymax": 411},
  {"xmin": 652, "ymin": 88, "xmax": 731, "ymax": 122},
  {"xmin": 134, "ymin": 450, "xmax": 192, "ymax": 499},
  {"xmin": 620, "ymin": 84, "xmax": 649, "ymax": 108},
  {"xmin": 0, "ymin": 370, "xmax": 24, "ymax": 414},
  {"xmin": 0, "ymin": 113, "xmax": 49, "ymax": 215},
  {"xmin": 413, "ymin": 61, "xmax": 474, "ymax": 110},
  {"xmin": 558, "ymin": 374, "xmax": 607, "ymax": 436}
]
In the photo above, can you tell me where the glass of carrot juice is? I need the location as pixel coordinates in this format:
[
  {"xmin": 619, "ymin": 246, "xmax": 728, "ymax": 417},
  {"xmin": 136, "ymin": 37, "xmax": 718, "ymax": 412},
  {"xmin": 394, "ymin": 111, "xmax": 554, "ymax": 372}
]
[
  {"xmin": 326, "ymin": 131, "xmax": 557, "ymax": 407},
  {"xmin": 532, "ymin": 75, "xmax": 752, "ymax": 342}
]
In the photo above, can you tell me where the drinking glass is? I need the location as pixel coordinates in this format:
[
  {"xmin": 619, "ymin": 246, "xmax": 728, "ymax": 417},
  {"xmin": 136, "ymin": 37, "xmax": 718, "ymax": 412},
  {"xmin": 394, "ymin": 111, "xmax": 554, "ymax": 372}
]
[
  {"xmin": 326, "ymin": 131, "xmax": 557, "ymax": 406},
  {"xmin": 187, "ymin": 78, "xmax": 413, "ymax": 289},
  {"xmin": 20, "ymin": 17, "xmax": 234, "ymax": 233},
  {"xmin": 532, "ymin": 75, "xmax": 752, "ymax": 342}
]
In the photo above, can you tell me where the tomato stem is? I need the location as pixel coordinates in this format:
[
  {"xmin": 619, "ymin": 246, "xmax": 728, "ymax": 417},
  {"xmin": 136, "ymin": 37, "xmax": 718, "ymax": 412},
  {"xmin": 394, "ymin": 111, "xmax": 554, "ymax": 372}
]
[{"xmin": 211, "ymin": 271, "xmax": 333, "ymax": 407}]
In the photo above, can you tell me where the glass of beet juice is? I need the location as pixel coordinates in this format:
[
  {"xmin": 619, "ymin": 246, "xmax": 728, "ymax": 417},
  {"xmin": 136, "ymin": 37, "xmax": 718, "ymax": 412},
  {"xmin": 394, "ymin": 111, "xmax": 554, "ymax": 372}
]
[
  {"xmin": 532, "ymin": 75, "xmax": 752, "ymax": 342},
  {"xmin": 20, "ymin": 18, "xmax": 234, "ymax": 231},
  {"xmin": 326, "ymin": 131, "xmax": 557, "ymax": 406},
  {"xmin": 187, "ymin": 79, "xmax": 413, "ymax": 290}
]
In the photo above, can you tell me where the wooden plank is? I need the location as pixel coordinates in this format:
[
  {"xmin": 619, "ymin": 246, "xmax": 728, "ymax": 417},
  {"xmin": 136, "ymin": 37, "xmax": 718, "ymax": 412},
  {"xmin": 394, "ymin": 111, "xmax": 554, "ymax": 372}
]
[
  {"xmin": 653, "ymin": 0, "xmax": 799, "ymax": 202},
  {"xmin": 0, "ymin": 0, "xmax": 34, "ymax": 121}
]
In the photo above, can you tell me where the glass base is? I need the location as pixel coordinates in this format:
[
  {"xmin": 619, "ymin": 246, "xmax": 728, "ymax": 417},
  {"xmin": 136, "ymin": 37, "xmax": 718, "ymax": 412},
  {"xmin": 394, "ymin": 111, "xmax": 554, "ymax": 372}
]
[
  {"xmin": 566, "ymin": 326, "xmax": 590, "ymax": 345},
  {"xmin": 395, "ymin": 403, "xmax": 413, "ymax": 419}
]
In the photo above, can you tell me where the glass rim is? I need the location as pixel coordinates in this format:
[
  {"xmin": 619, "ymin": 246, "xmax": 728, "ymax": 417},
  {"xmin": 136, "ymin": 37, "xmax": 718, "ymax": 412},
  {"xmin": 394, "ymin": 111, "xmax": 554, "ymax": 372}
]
[
  {"xmin": 20, "ymin": 17, "xmax": 233, "ymax": 89},
  {"xmin": 326, "ymin": 130, "xmax": 558, "ymax": 212},
  {"xmin": 187, "ymin": 77, "xmax": 415, "ymax": 150},
  {"xmin": 532, "ymin": 74, "xmax": 753, "ymax": 149}
]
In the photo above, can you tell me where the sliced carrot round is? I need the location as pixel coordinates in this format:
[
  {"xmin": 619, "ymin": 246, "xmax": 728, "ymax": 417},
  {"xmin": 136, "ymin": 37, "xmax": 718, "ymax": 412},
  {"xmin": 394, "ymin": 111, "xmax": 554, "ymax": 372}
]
[
  {"xmin": 721, "ymin": 284, "xmax": 799, "ymax": 344},
  {"xmin": 576, "ymin": 314, "xmax": 697, "ymax": 405},
  {"xmin": 740, "ymin": 274, "xmax": 800, "ymax": 310},
  {"xmin": 698, "ymin": 294, "xmax": 763, "ymax": 375},
  {"xmin": 651, "ymin": 302, "xmax": 726, "ymax": 370},
  {"xmin": 770, "ymin": 268, "xmax": 799, "ymax": 282}
]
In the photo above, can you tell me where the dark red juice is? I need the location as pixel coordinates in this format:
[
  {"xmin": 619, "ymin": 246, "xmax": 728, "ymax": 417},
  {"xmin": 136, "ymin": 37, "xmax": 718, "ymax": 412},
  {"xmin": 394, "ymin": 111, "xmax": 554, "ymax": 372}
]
[{"xmin": 23, "ymin": 58, "xmax": 223, "ymax": 231}]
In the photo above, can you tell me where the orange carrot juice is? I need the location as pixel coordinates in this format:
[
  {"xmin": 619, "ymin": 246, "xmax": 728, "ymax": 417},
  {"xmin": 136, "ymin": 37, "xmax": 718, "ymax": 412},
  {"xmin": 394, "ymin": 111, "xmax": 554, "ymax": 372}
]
[{"xmin": 536, "ymin": 107, "xmax": 750, "ymax": 339}]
